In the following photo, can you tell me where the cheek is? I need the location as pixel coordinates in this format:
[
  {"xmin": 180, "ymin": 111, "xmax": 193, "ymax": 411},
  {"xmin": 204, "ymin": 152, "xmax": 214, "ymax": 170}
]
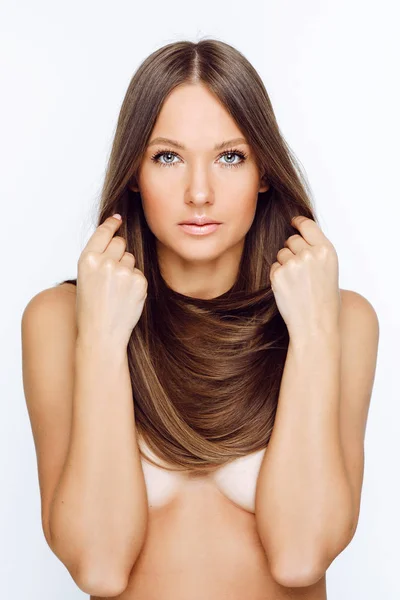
[
  {"xmin": 227, "ymin": 174, "xmax": 259, "ymax": 216},
  {"xmin": 231, "ymin": 194, "xmax": 258, "ymax": 228},
  {"xmin": 139, "ymin": 174, "xmax": 172, "ymax": 229},
  {"xmin": 141, "ymin": 196, "xmax": 172, "ymax": 234},
  {"xmin": 143, "ymin": 192, "xmax": 168, "ymax": 214}
]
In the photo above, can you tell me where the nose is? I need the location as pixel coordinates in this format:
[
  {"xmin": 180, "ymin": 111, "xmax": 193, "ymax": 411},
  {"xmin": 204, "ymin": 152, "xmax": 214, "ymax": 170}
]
[{"xmin": 184, "ymin": 162, "xmax": 215, "ymax": 207}]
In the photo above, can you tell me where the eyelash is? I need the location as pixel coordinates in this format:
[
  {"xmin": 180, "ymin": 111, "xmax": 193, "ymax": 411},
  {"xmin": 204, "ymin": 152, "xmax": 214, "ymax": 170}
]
[{"xmin": 150, "ymin": 148, "xmax": 248, "ymax": 169}]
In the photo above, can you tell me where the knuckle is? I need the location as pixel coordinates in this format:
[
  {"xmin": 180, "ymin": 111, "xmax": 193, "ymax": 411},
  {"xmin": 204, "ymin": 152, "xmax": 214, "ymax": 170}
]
[
  {"xmin": 102, "ymin": 257, "xmax": 116, "ymax": 269},
  {"xmin": 118, "ymin": 265, "xmax": 133, "ymax": 277},
  {"xmin": 300, "ymin": 248, "xmax": 313, "ymax": 259},
  {"xmin": 286, "ymin": 257, "xmax": 298, "ymax": 268},
  {"xmin": 79, "ymin": 250, "xmax": 98, "ymax": 266},
  {"xmin": 320, "ymin": 243, "xmax": 334, "ymax": 258},
  {"xmin": 98, "ymin": 221, "xmax": 113, "ymax": 231},
  {"xmin": 276, "ymin": 248, "xmax": 292, "ymax": 260},
  {"xmin": 271, "ymin": 263, "xmax": 282, "ymax": 276},
  {"xmin": 113, "ymin": 235, "xmax": 126, "ymax": 245},
  {"xmin": 135, "ymin": 272, "xmax": 148, "ymax": 290}
]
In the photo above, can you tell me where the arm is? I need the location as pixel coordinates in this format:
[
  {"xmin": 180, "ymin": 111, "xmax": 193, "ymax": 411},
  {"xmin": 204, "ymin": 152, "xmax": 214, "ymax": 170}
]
[
  {"xmin": 255, "ymin": 290, "xmax": 379, "ymax": 588},
  {"xmin": 49, "ymin": 336, "xmax": 148, "ymax": 596},
  {"xmin": 22, "ymin": 285, "xmax": 148, "ymax": 597}
]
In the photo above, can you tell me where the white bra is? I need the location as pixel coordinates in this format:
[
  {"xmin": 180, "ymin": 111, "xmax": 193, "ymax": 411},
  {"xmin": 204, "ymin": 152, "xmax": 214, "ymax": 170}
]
[{"xmin": 137, "ymin": 435, "xmax": 267, "ymax": 514}]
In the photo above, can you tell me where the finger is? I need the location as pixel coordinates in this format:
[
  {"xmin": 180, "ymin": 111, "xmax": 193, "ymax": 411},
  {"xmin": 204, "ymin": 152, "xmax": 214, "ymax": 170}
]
[
  {"xmin": 276, "ymin": 247, "xmax": 295, "ymax": 264},
  {"xmin": 104, "ymin": 235, "xmax": 127, "ymax": 262},
  {"xmin": 120, "ymin": 252, "xmax": 136, "ymax": 269},
  {"xmin": 269, "ymin": 261, "xmax": 280, "ymax": 283},
  {"xmin": 83, "ymin": 215, "xmax": 123, "ymax": 255},
  {"xmin": 291, "ymin": 216, "xmax": 327, "ymax": 246},
  {"xmin": 284, "ymin": 234, "xmax": 309, "ymax": 254}
]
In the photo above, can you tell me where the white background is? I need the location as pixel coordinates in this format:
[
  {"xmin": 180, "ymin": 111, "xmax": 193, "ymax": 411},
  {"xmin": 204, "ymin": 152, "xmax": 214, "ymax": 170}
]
[{"xmin": 1, "ymin": 0, "xmax": 398, "ymax": 598}]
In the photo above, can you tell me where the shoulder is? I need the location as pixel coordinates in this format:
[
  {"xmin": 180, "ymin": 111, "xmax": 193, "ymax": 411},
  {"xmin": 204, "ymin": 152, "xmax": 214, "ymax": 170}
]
[
  {"xmin": 338, "ymin": 288, "xmax": 380, "ymax": 397},
  {"xmin": 339, "ymin": 288, "xmax": 379, "ymax": 335},
  {"xmin": 55, "ymin": 282, "xmax": 77, "ymax": 297},
  {"xmin": 24, "ymin": 282, "xmax": 76, "ymax": 308},
  {"xmin": 22, "ymin": 283, "xmax": 77, "ymax": 334}
]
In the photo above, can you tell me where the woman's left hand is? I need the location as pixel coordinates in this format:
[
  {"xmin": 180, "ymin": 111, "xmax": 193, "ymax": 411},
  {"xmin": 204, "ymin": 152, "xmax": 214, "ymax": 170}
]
[{"xmin": 269, "ymin": 216, "xmax": 341, "ymax": 339}]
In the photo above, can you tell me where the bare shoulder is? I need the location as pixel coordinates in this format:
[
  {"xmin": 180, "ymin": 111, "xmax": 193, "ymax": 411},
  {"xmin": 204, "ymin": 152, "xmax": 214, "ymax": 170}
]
[
  {"xmin": 56, "ymin": 282, "xmax": 77, "ymax": 296},
  {"xmin": 337, "ymin": 287, "xmax": 380, "ymax": 412},
  {"xmin": 21, "ymin": 282, "xmax": 78, "ymax": 374},
  {"xmin": 22, "ymin": 283, "xmax": 76, "ymax": 324},
  {"xmin": 339, "ymin": 288, "xmax": 380, "ymax": 333},
  {"xmin": 338, "ymin": 288, "xmax": 380, "ymax": 372}
]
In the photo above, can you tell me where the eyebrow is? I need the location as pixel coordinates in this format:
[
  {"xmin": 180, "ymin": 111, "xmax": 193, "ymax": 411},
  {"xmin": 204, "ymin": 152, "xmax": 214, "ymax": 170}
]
[{"xmin": 147, "ymin": 136, "xmax": 248, "ymax": 151}]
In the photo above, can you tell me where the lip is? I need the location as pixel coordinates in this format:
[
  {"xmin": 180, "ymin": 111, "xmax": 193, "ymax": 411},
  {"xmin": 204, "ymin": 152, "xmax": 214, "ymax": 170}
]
[
  {"xmin": 179, "ymin": 217, "xmax": 222, "ymax": 226},
  {"xmin": 179, "ymin": 223, "xmax": 221, "ymax": 235}
]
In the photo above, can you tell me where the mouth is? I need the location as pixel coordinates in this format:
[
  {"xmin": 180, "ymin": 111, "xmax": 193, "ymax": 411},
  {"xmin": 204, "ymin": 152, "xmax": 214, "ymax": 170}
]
[
  {"xmin": 179, "ymin": 222, "xmax": 220, "ymax": 226},
  {"xmin": 178, "ymin": 218, "xmax": 222, "ymax": 226},
  {"xmin": 178, "ymin": 222, "xmax": 222, "ymax": 235}
]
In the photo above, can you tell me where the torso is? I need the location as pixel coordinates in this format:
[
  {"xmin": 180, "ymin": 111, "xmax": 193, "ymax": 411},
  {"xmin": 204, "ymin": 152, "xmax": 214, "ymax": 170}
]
[
  {"xmin": 91, "ymin": 434, "xmax": 327, "ymax": 600},
  {"xmin": 59, "ymin": 282, "xmax": 327, "ymax": 599}
]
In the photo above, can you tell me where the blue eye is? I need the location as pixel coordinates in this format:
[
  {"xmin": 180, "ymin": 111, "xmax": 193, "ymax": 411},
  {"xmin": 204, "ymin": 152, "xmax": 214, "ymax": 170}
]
[
  {"xmin": 150, "ymin": 148, "xmax": 248, "ymax": 169},
  {"xmin": 219, "ymin": 151, "xmax": 247, "ymax": 167},
  {"xmin": 151, "ymin": 151, "xmax": 179, "ymax": 167}
]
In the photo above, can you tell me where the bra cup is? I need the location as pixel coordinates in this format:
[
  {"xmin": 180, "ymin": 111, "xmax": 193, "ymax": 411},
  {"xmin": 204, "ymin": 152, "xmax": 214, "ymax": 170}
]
[
  {"xmin": 138, "ymin": 436, "xmax": 184, "ymax": 509},
  {"xmin": 137, "ymin": 434, "xmax": 267, "ymax": 514},
  {"xmin": 211, "ymin": 449, "xmax": 267, "ymax": 513}
]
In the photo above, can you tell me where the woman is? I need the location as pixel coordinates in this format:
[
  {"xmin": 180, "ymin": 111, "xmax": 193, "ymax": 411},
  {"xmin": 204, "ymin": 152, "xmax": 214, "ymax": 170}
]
[{"xmin": 21, "ymin": 39, "xmax": 379, "ymax": 599}]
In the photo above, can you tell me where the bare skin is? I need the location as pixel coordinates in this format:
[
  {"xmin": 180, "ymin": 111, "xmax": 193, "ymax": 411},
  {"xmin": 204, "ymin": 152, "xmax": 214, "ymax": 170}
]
[
  {"xmin": 54, "ymin": 276, "xmax": 327, "ymax": 600},
  {"xmin": 91, "ymin": 479, "xmax": 327, "ymax": 600},
  {"xmin": 129, "ymin": 82, "xmax": 269, "ymax": 300},
  {"xmin": 43, "ymin": 281, "xmax": 327, "ymax": 600},
  {"xmin": 22, "ymin": 82, "xmax": 378, "ymax": 598}
]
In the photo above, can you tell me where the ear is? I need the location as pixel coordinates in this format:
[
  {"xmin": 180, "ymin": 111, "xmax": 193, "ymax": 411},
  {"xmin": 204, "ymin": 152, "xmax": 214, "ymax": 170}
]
[
  {"xmin": 128, "ymin": 176, "xmax": 140, "ymax": 193},
  {"xmin": 259, "ymin": 174, "xmax": 270, "ymax": 194}
]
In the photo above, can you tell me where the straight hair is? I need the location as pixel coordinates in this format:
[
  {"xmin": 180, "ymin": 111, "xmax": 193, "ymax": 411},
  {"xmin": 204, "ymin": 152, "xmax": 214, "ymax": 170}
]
[{"xmin": 58, "ymin": 38, "xmax": 318, "ymax": 476}]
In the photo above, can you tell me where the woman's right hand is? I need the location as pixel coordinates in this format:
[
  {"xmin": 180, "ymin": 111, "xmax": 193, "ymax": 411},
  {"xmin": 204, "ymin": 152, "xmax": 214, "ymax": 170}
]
[{"xmin": 76, "ymin": 215, "xmax": 148, "ymax": 349}]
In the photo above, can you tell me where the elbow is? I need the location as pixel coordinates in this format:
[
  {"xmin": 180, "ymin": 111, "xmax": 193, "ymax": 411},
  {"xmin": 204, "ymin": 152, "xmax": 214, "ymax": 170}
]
[
  {"xmin": 270, "ymin": 554, "xmax": 326, "ymax": 588},
  {"xmin": 74, "ymin": 564, "xmax": 129, "ymax": 597},
  {"xmin": 268, "ymin": 517, "xmax": 356, "ymax": 588},
  {"xmin": 45, "ymin": 522, "xmax": 131, "ymax": 597}
]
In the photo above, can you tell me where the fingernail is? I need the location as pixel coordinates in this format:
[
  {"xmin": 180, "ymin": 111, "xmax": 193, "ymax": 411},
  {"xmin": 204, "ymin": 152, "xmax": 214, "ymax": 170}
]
[{"xmin": 113, "ymin": 213, "xmax": 122, "ymax": 220}]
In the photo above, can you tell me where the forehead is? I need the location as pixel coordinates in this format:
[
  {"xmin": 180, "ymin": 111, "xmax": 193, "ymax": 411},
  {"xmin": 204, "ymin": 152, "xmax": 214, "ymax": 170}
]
[{"xmin": 149, "ymin": 83, "xmax": 246, "ymax": 150}]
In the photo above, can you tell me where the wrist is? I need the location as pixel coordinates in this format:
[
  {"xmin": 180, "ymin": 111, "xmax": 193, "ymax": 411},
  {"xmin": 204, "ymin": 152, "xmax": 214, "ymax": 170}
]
[
  {"xmin": 289, "ymin": 325, "xmax": 341, "ymax": 352},
  {"xmin": 76, "ymin": 333, "xmax": 128, "ymax": 360}
]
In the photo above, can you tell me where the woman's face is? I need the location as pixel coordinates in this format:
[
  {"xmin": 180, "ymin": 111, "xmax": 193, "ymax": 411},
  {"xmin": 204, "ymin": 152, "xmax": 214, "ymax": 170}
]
[{"xmin": 131, "ymin": 82, "xmax": 269, "ymax": 292}]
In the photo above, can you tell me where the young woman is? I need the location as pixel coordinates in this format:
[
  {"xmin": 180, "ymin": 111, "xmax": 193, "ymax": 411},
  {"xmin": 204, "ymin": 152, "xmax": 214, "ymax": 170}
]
[{"xmin": 21, "ymin": 39, "xmax": 379, "ymax": 599}]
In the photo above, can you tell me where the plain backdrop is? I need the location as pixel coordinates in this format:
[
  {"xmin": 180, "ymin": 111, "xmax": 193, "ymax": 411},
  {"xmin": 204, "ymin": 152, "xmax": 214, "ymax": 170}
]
[{"xmin": 1, "ymin": 0, "xmax": 398, "ymax": 598}]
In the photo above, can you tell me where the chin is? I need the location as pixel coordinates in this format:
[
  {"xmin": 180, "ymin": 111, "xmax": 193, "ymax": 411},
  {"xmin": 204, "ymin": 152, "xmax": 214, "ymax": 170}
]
[{"xmin": 178, "ymin": 248, "xmax": 224, "ymax": 263}]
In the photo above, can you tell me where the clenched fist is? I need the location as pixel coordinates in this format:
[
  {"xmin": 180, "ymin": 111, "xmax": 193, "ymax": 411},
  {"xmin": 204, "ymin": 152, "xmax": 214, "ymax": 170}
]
[{"xmin": 76, "ymin": 215, "xmax": 148, "ymax": 349}]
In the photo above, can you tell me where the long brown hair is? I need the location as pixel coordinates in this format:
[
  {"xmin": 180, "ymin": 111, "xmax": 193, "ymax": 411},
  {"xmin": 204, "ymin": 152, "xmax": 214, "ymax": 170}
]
[{"xmin": 58, "ymin": 38, "xmax": 318, "ymax": 475}]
